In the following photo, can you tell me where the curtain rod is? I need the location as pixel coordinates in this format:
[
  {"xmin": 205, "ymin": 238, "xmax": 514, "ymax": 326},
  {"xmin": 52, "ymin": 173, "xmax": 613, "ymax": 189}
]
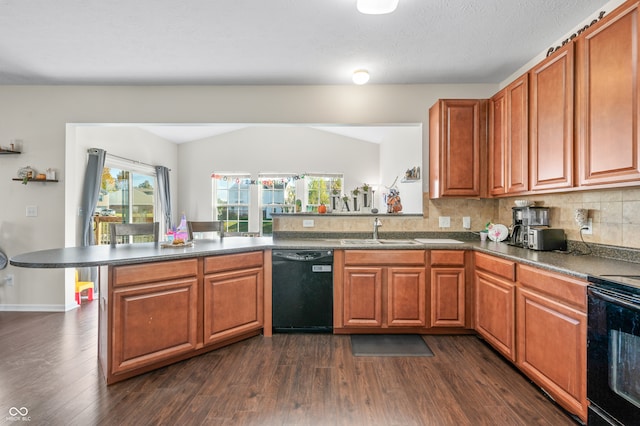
[{"xmin": 89, "ymin": 149, "xmax": 171, "ymax": 171}]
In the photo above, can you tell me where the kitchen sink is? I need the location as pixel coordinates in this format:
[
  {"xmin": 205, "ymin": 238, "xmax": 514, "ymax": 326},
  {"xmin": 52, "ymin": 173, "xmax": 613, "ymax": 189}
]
[{"xmin": 340, "ymin": 239, "xmax": 421, "ymax": 245}]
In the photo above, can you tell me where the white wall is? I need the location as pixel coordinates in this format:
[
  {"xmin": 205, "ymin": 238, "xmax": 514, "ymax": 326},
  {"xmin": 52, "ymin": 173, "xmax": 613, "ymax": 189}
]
[
  {"xmin": 0, "ymin": 84, "xmax": 496, "ymax": 310},
  {"xmin": 379, "ymin": 126, "xmax": 423, "ymax": 213},
  {"xmin": 178, "ymin": 126, "xmax": 381, "ymax": 221}
]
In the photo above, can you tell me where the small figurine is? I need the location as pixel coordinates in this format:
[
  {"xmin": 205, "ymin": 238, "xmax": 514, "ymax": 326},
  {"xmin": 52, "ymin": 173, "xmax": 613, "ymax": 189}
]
[{"xmin": 386, "ymin": 188, "xmax": 402, "ymax": 213}]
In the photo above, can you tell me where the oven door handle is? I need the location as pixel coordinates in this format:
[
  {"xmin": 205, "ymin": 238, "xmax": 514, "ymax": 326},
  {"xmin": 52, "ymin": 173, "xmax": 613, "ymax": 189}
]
[{"xmin": 589, "ymin": 287, "xmax": 640, "ymax": 312}]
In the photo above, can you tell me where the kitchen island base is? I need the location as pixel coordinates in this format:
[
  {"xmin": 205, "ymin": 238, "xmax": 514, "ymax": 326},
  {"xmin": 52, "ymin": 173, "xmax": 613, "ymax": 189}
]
[{"xmin": 98, "ymin": 250, "xmax": 269, "ymax": 385}]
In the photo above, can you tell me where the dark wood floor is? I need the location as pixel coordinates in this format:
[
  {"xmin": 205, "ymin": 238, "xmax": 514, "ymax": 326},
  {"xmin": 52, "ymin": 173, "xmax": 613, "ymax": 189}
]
[{"xmin": 0, "ymin": 302, "xmax": 578, "ymax": 425}]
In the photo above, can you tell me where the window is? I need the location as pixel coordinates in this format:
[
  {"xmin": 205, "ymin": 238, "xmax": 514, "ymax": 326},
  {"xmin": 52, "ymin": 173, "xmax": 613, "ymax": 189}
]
[
  {"xmin": 213, "ymin": 173, "xmax": 251, "ymax": 233},
  {"xmin": 305, "ymin": 174, "xmax": 343, "ymax": 212},
  {"xmin": 259, "ymin": 174, "xmax": 297, "ymax": 235},
  {"xmin": 211, "ymin": 172, "xmax": 342, "ymax": 236},
  {"xmin": 96, "ymin": 156, "xmax": 158, "ymax": 245}
]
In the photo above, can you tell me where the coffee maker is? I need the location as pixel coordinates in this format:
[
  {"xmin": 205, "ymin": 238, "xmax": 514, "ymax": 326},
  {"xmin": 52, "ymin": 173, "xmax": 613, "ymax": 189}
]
[{"xmin": 511, "ymin": 206, "xmax": 550, "ymax": 247}]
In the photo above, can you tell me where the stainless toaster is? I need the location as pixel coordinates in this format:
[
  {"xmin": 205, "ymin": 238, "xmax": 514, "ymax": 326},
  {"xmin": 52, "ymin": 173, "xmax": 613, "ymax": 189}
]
[{"xmin": 527, "ymin": 227, "xmax": 567, "ymax": 251}]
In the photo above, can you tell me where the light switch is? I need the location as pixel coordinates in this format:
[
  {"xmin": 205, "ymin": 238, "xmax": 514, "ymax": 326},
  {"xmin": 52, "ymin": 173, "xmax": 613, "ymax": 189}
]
[
  {"xmin": 303, "ymin": 219, "xmax": 315, "ymax": 227},
  {"xmin": 26, "ymin": 205, "xmax": 38, "ymax": 217},
  {"xmin": 438, "ymin": 216, "xmax": 450, "ymax": 228}
]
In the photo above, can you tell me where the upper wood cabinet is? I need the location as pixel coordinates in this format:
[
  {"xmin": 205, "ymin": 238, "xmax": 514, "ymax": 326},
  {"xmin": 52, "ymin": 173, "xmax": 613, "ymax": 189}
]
[
  {"xmin": 489, "ymin": 74, "xmax": 529, "ymax": 195},
  {"xmin": 576, "ymin": 1, "xmax": 640, "ymax": 187},
  {"xmin": 529, "ymin": 43, "xmax": 575, "ymax": 191},
  {"xmin": 429, "ymin": 99, "xmax": 487, "ymax": 198}
]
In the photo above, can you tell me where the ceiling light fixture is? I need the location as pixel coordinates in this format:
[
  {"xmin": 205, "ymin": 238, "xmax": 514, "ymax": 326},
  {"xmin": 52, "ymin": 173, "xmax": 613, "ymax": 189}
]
[
  {"xmin": 352, "ymin": 70, "xmax": 370, "ymax": 85},
  {"xmin": 357, "ymin": 0, "xmax": 399, "ymax": 15}
]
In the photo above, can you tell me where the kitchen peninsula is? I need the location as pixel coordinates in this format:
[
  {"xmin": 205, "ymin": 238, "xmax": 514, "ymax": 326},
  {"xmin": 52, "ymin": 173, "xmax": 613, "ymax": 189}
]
[{"xmin": 11, "ymin": 234, "xmax": 639, "ymax": 421}]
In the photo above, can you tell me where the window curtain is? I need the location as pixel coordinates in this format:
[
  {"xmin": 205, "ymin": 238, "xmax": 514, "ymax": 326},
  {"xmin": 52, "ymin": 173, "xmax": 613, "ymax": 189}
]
[
  {"xmin": 155, "ymin": 165, "xmax": 172, "ymax": 232},
  {"xmin": 80, "ymin": 148, "xmax": 106, "ymax": 247}
]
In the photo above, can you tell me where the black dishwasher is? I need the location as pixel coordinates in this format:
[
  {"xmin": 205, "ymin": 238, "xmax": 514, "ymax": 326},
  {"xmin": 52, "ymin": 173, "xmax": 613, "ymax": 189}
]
[{"xmin": 272, "ymin": 250, "xmax": 333, "ymax": 333}]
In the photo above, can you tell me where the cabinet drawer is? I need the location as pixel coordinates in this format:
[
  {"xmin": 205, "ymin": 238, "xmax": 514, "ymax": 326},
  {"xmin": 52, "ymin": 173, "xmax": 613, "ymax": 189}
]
[
  {"xmin": 517, "ymin": 264, "xmax": 587, "ymax": 311},
  {"xmin": 431, "ymin": 250, "xmax": 465, "ymax": 266},
  {"xmin": 344, "ymin": 250, "xmax": 425, "ymax": 266},
  {"xmin": 204, "ymin": 251, "xmax": 264, "ymax": 274},
  {"xmin": 474, "ymin": 252, "xmax": 516, "ymax": 281},
  {"xmin": 113, "ymin": 259, "xmax": 198, "ymax": 287}
]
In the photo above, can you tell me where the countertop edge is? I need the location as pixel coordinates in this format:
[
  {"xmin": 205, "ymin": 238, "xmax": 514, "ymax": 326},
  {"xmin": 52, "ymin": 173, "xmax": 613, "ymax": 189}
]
[{"xmin": 10, "ymin": 237, "xmax": 639, "ymax": 279}]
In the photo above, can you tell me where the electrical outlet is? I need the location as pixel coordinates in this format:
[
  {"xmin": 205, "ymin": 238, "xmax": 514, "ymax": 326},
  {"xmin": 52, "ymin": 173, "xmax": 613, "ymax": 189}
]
[
  {"xmin": 5, "ymin": 274, "xmax": 14, "ymax": 286},
  {"xmin": 438, "ymin": 216, "xmax": 451, "ymax": 228},
  {"xmin": 26, "ymin": 205, "xmax": 38, "ymax": 217},
  {"xmin": 582, "ymin": 218, "xmax": 593, "ymax": 235},
  {"xmin": 303, "ymin": 219, "xmax": 315, "ymax": 228},
  {"xmin": 462, "ymin": 216, "xmax": 471, "ymax": 229}
]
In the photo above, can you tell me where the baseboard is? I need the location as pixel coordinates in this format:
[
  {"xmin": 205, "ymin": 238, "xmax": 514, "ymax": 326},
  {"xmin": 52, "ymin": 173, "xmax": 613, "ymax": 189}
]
[{"xmin": 0, "ymin": 304, "xmax": 68, "ymax": 312}]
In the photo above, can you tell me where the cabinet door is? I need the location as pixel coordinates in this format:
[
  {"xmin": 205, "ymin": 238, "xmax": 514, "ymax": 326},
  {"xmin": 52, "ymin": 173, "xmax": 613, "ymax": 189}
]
[
  {"xmin": 343, "ymin": 267, "xmax": 383, "ymax": 327},
  {"xmin": 429, "ymin": 99, "xmax": 487, "ymax": 198},
  {"xmin": 577, "ymin": 2, "xmax": 640, "ymax": 186},
  {"xmin": 431, "ymin": 267, "xmax": 465, "ymax": 327},
  {"xmin": 517, "ymin": 287, "xmax": 587, "ymax": 421},
  {"xmin": 204, "ymin": 267, "xmax": 264, "ymax": 345},
  {"xmin": 506, "ymin": 74, "xmax": 529, "ymax": 193},
  {"xmin": 112, "ymin": 277, "xmax": 198, "ymax": 375},
  {"xmin": 387, "ymin": 267, "xmax": 426, "ymax": 327},
  {"xmin": 489, "ymin": 90, "xmax": 507, "ymax": 195},
  {"xmin": 474, "ymin": 270, "xmax": 516, "ymax": 361},
  {"xmin": 530, "ymin": 43, "xmax": 574, "ymax": 191}
]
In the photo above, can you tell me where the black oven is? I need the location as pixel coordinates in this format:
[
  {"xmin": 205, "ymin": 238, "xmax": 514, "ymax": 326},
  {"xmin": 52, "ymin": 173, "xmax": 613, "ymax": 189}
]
[{"xmin": 587, "ymin": 275, "xmax": 640, "ymax": 425}]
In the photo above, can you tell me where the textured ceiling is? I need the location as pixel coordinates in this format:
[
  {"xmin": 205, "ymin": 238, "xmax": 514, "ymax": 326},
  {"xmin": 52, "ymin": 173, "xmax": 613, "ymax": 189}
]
[{"xmin": 0, "ymin": 0, "xmax": 610, "ymax": 85}]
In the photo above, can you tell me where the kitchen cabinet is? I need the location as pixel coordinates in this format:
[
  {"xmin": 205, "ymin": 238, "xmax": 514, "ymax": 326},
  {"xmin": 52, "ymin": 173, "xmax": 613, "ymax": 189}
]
[
  {"xmin": 336, "ymin": 250, "xmax": 427, "ymax": 331},
  {"xmin": 516, "ymin": 264, "xmax": 587, "ymax": 422},
  {"xmin": 109, "ymin": 259, "xmax": 199, "ymax": 377},
  {"xmin": 473, "ymin": 252, "xmax": 516, "ymax": 361},
  {"xmin": 203, "ymin": 251, "xmax": 264, "ymax": 345},
  {"xmin": 429, "ymin": 99, "xmax": 487, "ymax": 198},
  {"xmin": 100, "ymin": 251, "xmax": 266, "ymax": 384},
  {"xmin": 576, "ymin": 0, "xmax": 640, "ymax": 187},
  {"xmin": 488, "ymin": 90, "xmax": 507, "ymax": 195},
  {"xmin": 430, "ymin": 250, "xmax": 467, "ymax": 328},
  {"xmin": 529, "ymin": 43, "xmax": 575, "ymax": 191},
  {"xmin": 489, "ymin": 74, "xmax": 529, "ymax": 195}
]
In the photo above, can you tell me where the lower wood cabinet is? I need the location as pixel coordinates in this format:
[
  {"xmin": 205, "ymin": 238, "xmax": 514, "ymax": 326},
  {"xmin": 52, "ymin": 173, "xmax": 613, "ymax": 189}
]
[
  {"xmin": 430, "ymin": 250, "xmax": 467, "ymax": 328},
  {"xmin": 337, "ymin": 250, "xmax": 427, "ymax": 331},
  {"xmin": 474, "ymin": 253, "xmax": 516, "ymax": 361},
  {"xmin": 203, "ymin": 252, "xmax": 264, "ymax": 344},
  {"xmin": 100, "ymin": 251, "xmax": 265, "ymax": 384},
  {"xmin": 110, "ymin": 259, "xmax": 199, "ymax": 376},
  {"xmin": 335, "ymin": 249, "xmax": 473, "ymax": 333},
  {"xmin": 342, "ymin": 265, "xmax": 426, "ymax": 328},
  {"xmin": 516, "ymin": 264, "xmax": 587, "ymax": 422},
  {"xmin": 473, "ymin": 252, "xmax": 587, "ymax": 422}
]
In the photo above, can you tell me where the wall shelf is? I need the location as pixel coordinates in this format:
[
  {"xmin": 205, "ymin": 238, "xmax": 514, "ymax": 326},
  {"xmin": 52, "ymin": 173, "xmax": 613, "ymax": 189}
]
[
  {"xmin": 12, "ymin": 178, "xmax": 58, "ymax": 183},
  {"xmin": 0, "ymin": 150, "xmax": 21, "ymax": 155}
]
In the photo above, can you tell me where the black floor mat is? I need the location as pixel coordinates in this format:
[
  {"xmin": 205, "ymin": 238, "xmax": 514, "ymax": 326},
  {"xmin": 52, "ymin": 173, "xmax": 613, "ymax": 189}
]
[{"xmin": 350, "ymin": 334, "xmax": 434, "ymax": 357}]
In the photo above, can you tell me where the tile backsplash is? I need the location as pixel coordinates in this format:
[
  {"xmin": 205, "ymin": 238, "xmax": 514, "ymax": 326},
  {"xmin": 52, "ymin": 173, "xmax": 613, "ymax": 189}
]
[{"xmin": 273, "ymin": 187, "xmax": 640, "ymax": 249}]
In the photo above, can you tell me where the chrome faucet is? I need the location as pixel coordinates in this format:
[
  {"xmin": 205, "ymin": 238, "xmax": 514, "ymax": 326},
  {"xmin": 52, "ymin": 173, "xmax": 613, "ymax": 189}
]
[{"xmin": 373, "ymin": 217, "xmax": 382, "ymax": 240}]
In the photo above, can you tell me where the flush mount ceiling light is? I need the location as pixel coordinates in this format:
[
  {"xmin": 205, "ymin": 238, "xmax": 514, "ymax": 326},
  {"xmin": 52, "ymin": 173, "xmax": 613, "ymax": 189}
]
[
  {"xmin": 352, "ymin": 70, "xmax": 370, "ymax": 85},
  {"xmin": 357, "ymin": 0, "xmax": 399, "ymax": 15}
]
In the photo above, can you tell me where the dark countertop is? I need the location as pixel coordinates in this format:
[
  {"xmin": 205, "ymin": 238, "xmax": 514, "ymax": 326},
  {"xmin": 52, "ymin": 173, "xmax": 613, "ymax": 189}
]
[{"xmin": 10, "ymin": 236, "xmax": 640, "ymax": 280}]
